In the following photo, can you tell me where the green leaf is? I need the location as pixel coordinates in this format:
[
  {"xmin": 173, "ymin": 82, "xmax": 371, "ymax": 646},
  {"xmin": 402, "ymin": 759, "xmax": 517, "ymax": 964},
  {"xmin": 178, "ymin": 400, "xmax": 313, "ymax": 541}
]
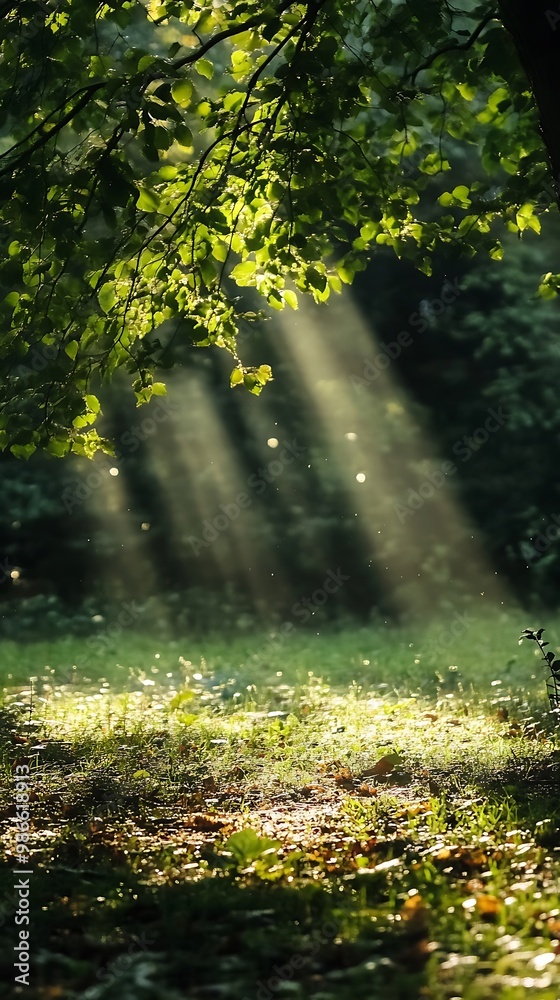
[
  {"xmin": 306, "ymin": 267, "xmax": 327, "ymax": 292},
  {"xmin": 457, "ymin": 82, "xmax": 476, "ymax": 101},
  {"xmin": 223, "ymin": 829, "xmax": 280, "ymax": 865},
  {"xmin": 283, "ymin": 289, "xmax": 298, "ymax": 309},
  {"xmin": 65, "ymin": 340, "xmax": 79, "ymax": 360},
  {"xmin": 136, "ymin": 188, "xmax": 160, "ymax": 212},
  {"xmin": 85, "ymin": 394, "xmax": 101, "ymax": 413},
  {"xmin": 169, "ymin": 690, "xmax": 195, "ymax": 710},
  {"xmin": 135, "ymin": 388, "xmax": 153, "ymax": 406},
  {"xmin": 47, "ymin": 438, "xmax": 71, "ymax": 457},
  {"xmin": 360, "ymin": 221, "xmax": 379, "ymax": 242},
  {"xmin": 176, "ymin": 712, "xmax": 197, "ymax": 725},
  {"xmin": 195, "ymin": 58, "xmax": 214, "ymax": 80},
  {"xmin": 138, "ymin": 55, "xmax": 155, "ymax": 72},
  {"xmin": 175, "ymin": 124, "xmax": 194, "ymax": 149},
  {"xmin": 98, "ymin": 283, "xmax": 116, "ymax": 314},
  {"xmin": 171, "ymin": 79, "xmax": 194, "ymax": 106},
  {"xmin": 230, "ymin": 367, "xmax": 244, "ymax": 386},
  {"xmin": 230, "ymin": 260, "xmax": 256, "ymax": 284},
  {"xmin": 10, "ymin": 443, "xmax": 36, "ymax": 459},
  {"xmin": 224, "ymin": 91, "xmax": 244, "ymax": 112},
  {"xmin": 453, "ymin": 185, "xmax": 471, "ymax": 204},
  {"xmin": 516, "ymin": 203, "xmax": 540, "ymax": 233},
  {"xmin": 212, "ymin": 242, "xmax": 229, "ymax": 262},
  {"xmin": 255, "ymin": 364, "xmax": 273, "ymax": 385}
]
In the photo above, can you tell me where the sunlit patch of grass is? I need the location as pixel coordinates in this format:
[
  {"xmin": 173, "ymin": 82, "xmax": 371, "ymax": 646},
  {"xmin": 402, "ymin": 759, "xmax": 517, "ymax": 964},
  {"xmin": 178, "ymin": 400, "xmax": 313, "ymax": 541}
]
[{"xmin": 2, "ymin": 612, "xmax": 560, "ymax": 997}]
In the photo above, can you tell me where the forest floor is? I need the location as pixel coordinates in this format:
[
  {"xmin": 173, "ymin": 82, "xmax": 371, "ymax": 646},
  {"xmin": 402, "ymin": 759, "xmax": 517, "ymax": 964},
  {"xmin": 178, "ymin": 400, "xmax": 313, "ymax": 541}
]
[{"xmin": 2, "ymin": 611, "xmax": 560, "ymax": 999}]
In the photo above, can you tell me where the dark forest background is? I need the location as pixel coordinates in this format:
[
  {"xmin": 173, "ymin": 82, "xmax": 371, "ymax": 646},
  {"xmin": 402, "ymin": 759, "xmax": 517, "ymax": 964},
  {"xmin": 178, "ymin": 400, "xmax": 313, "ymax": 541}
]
[{"xmin": 3, "ymin": 218, "xmax": 560, "ymax": 642}]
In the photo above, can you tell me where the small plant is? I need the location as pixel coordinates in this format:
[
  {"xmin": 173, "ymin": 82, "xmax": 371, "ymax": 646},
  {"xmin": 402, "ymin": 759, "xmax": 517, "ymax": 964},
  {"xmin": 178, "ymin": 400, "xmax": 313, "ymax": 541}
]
[
  {"xmin": 519, "ymin": 627, "xmax": 560, "ymax": 711},
  {"xmin": 217, "ymin": 828, "xmax": 303, "ymax": 880}
]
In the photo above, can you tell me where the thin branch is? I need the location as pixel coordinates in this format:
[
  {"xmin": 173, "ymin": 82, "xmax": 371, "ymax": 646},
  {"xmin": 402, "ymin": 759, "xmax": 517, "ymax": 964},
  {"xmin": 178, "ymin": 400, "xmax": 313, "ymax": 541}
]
[
  {"xmin": 407, "ymin": 12, "xmax": 497, "ymax": 84},
  {"xmin": 0, "ymin": 81, "xmax": 105, "ymax": 177},
  {"xmin": 167, "ymin": 0, "xmax": 295, "ymax": 75}
]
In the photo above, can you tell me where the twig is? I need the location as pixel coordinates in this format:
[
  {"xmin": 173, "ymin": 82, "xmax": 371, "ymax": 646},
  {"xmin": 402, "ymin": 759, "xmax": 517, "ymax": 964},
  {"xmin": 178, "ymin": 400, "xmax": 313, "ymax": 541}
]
[
  {"xmin": 407, "ymin": 12, "xmax": 497, "ymax": 85},
  {"xmin": 519, "ymin": 627, "xmax": 560, "ymax": 710}
]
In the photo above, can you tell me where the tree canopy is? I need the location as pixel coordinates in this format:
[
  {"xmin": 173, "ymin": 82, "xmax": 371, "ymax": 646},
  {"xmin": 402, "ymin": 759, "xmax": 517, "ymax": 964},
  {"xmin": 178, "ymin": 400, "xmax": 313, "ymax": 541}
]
[{"xmin": 1, "ymin": 0, "xmax": 558, "ymax": 457}]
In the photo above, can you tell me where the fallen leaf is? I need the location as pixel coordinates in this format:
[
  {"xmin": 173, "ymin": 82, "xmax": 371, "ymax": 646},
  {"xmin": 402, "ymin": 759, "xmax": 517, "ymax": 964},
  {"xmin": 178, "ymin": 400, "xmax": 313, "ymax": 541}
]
[
  {"xmin": 334, "ymin": 768, "xmax": 354, "ymax": 789},
  {"xmin": 360, "ymin": 752, "xmax": 402, "ymax": 780},
  {"xmin": 356, "ymin": 783, "xmax": 377, "ymax": 797},
  {"xmin": 402, "ymin": 894, "xmax": 429, "ymax": 931},
  {"xmin": 476, "ymin": 894, "xmax": 501, "ymax": 918},
  {"xmin": 506, "ymin": 724, "xmax": 522, "ymax": 738},
  {"xmin": 188, "ymin": 814, "xmax": 227, "ymax": 831},
  {"xmin": 548, "ymin": 918, "xmax": 560, "ymax": 939}
]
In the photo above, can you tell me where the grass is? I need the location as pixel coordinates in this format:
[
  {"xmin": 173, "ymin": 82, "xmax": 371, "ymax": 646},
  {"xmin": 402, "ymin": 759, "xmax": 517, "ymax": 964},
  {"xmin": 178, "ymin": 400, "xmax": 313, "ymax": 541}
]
[{"xmin": 2, "ymin": 608, "xmax": 560, "ymax": 999}]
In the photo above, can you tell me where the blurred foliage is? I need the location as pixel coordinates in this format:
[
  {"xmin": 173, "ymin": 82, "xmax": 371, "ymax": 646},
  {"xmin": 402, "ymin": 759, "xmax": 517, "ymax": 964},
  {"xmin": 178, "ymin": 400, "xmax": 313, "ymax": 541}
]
[
  {"xmin": 0, "ymin": 593, "xmax": 102, "ymax": 639},
  {"xmin": 3, "ymin": 221, "xmax": 560, "ymax": 633}
]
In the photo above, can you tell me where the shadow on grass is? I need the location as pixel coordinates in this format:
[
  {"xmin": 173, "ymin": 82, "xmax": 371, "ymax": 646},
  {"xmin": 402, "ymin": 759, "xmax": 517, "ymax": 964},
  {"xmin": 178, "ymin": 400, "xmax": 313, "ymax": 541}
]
[{"xmin": 0, "ymin": 855, "xmax": 432, "ymax": 1000}]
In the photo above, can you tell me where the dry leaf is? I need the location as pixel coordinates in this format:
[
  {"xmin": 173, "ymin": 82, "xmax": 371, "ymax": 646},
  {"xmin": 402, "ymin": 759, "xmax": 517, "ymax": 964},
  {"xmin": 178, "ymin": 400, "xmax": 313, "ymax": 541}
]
[
  {"xmin": 402, "ymin": 894, "xmax": 429, "ymax": 931},
  {"xmin": 361, "ymin": 752, "xmax": 402, "ymax": 779},
  {"xmin": 476, "ymin": 894, "xmax": 501, "ymax": 917},
  {"xmin": 334, "ymin": 768, "xmax": 354, "ymax": 789},
  {"xmin": 356, "ymin": 783, "xmax": 377, "ymax": 797}
]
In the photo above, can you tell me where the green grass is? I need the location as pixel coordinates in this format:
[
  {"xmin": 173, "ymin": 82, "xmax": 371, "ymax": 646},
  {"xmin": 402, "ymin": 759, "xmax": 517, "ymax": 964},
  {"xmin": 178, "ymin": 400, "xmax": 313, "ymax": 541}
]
[{"xmin": 2, "ymin": 609, "xmax": 560, "ymax": 999}]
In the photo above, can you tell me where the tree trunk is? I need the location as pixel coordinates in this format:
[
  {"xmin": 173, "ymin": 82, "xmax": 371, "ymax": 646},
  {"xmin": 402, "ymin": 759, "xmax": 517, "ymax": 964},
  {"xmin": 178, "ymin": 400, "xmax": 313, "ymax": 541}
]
[{"xmin": 499, "ymin": 1, "xmax": 560, "ymax": 205}]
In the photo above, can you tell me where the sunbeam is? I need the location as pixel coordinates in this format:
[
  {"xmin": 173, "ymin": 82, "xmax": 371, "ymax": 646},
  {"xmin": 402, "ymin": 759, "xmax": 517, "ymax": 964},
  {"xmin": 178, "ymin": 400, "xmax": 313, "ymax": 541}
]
[{"xmin": 275, "ymin": 289, "xmax": 510, "ymax": 619}]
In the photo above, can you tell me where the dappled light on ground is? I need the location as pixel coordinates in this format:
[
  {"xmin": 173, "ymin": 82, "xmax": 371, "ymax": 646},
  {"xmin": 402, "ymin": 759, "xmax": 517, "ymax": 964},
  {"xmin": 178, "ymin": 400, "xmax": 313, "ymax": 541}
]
[{"xmin": 3, "ymin": 616, "xmax": 560, "ymax": 998}]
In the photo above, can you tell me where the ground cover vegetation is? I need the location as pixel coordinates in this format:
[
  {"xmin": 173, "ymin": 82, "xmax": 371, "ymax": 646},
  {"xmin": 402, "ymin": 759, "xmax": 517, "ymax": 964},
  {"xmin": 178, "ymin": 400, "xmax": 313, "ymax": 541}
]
[{"xmin": 4, "ymin": 614, "xmax": 560, "ymax": 998}]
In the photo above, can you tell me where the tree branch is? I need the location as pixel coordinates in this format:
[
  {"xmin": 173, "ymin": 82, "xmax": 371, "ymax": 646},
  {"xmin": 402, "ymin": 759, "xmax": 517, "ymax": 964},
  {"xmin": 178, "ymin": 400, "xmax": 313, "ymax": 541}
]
[
  {"xmin": 0, "ymin": 81, "xmax": 105, "ymax": 177},
  {"xmin": 167, "ymin": 0, "xmax": 295, "ymax": 76},
  {"xmin": 407, "ymin": 12, "xmax": 497, "ymax": 84}
]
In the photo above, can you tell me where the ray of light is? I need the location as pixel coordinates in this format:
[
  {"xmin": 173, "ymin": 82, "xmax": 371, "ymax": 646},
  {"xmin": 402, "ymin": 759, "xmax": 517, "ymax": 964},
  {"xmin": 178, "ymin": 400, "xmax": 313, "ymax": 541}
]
[
  {"xmin": 142, "ymin": 370, "xmax": 289, "ymax": 615},
  {"xmin": 274, "ymin": 287, "xmax": 510, "ymax": 620},
  {"xmin": 77, "ymin": 450, "xmax": 171, "ymax": 629}
]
